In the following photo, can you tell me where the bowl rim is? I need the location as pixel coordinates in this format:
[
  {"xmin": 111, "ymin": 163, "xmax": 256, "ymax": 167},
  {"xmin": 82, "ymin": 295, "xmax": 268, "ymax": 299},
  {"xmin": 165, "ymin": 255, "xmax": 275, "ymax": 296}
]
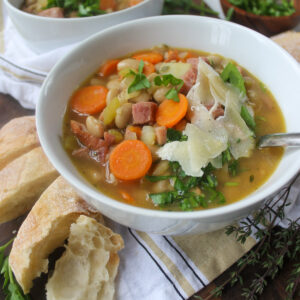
[
  {"xmin": 220, "ymin": 0, "xmax": 300, "ymax": 20},
  {"xmin": 4, "ymin": 0, "xmax": 154, "ymax": 22},
  {"xmin": 37, "ymin": 15, "xmax": 300, "ymax": 220}
]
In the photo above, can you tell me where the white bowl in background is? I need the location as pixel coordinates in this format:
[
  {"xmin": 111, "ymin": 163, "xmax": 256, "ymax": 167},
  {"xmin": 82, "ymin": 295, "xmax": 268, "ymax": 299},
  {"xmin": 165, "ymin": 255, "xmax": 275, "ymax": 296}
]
[
  {"xmin": 36, "ymin": 16, "xmax": 300, "ymax": 235},
  {"xmin": 4, "ymin": 0, "xmax": 163, "ymax": 53}
]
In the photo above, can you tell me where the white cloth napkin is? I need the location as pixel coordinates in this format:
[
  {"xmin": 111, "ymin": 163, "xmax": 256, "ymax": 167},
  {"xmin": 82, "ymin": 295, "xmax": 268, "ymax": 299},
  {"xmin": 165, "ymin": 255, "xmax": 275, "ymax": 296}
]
[{"xmin": 1, "ymin": 2, "xmax": 300, "ymax": 300}]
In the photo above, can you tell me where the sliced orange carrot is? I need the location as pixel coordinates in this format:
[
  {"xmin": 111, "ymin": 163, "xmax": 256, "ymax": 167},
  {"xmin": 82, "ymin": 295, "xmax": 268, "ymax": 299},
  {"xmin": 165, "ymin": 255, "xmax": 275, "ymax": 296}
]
[
  {"xmin": 70, "ymin": 86, "xmax": 108, "ymax": 115},
  {"xmin": 99, "ymin": 59, "xmax": 120, "ymax": 77},
  {"xmin": 132, "ymin": 52, "xmax": 164, "ymax": 64},
  {"xmin": 143, "ymin": 62, "xmax": 155, "ymax": 76},
  {"xmin": 100, "ymin": 0, "xmax": 116, "ymax": 10},
  {"xmin": 165, "ymin": 49, "xmax": 179, "ymax": 62},
  {"xmin": 120, "ymin": 190, "xmax": 135, "ymax": 204},
  {"xmin": 126, "ymin": 125, "xmax": 142, "ymax": 139},
  {"xmin": 156, "ymin": 94, "xmax": 188, "ymax": 128},
  {"xmin": 174, "ymin": 118, "xmax": 187, "ymax": 131},
  {"xmin": 109, "ymin": 140, "xmax": 152, "ymax": 181},
  {"xmin": 129, "ymin": 0, "xmax": 142, "ymax": 6}
]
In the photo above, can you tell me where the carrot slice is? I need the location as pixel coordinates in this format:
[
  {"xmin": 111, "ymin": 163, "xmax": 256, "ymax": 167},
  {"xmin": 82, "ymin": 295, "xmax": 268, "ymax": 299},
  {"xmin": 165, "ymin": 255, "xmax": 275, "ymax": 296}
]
[
  {"xmin": 156, "ymin": 94, "xmax": 188, "ymax": 128},
  {"xmin": 100, "ymin": 0, "xmax": 116, "ymax": 10},
  {"xmin": 99, "ymin": 59, "xmax": 120, "ymax": 77},
  {"xmin": 129, "ymin": 0, "xmax": 142, "ymax": 6},
  {"xmin": 143, "ymin": 62, "xmax": 155, "ymax": 76},
  {"xmin": 70, "ymin": 86, "xmax": 108, "ymax": 115},
  {"xmin": 120, "ymin": 190, "xmax": 135, "ymax": 204},
  {"xmin": 109, "ymin": 140, "xmax": 152, "ymax": 181},
  {"xmin": 132, "ymin": 52, "xmax": 163, "ymax": 64}
]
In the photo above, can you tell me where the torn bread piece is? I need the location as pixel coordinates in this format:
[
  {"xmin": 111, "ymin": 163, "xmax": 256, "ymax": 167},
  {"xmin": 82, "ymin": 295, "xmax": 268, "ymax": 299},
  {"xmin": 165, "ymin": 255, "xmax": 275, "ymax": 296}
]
[
  {"xmin": 0, "ymin": 147, "xmax": 59, "ymax": 224},
  {"xmin": 272, "ymin": 31, "xmax": 300, "ymax": 62},
  {"xmin": 0, "ymin": 116, "xmax": 39, "ymax": 170},
  {"xmin": 9, "ymin": 176, "xmax": 103, "ymax": 294},
  {"xmin": 46, "ymin": 215, "xmax": 124, "ymax": 300}
]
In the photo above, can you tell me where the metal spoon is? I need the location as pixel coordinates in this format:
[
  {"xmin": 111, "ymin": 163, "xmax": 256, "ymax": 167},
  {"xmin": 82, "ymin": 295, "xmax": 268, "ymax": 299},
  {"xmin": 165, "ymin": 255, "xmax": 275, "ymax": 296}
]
[{"xmin": 258, "ymin": 133, "xmax": 300, "ymax": 148}]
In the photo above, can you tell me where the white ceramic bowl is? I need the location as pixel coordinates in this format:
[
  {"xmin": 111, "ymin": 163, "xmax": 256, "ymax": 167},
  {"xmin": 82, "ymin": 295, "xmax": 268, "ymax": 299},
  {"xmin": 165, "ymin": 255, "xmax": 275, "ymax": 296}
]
[
  {"xmin": 37, "ymin": 15, "xmax": 300, "ymax": 235},
  {"xmin": 4, "ymin": 0, "xmax": 163, "ymax": 53}
]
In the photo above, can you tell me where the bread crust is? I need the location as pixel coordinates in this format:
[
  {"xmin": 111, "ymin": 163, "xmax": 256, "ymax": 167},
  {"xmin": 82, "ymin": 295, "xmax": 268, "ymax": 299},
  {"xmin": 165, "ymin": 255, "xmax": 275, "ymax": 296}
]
[
  {"xmin": 272, "ymin": 31, "xmax": 300, "ymax": 63},
  {"xmin": 9, "ymin": 176, "xmax": 103, "ymax": 294},
  {"xmin": 46, "ymin": 215, "xmax": 124, "ymax": 300},
  {"xmin": 0, "ymin": 116, "xmax": 39, "ymax": 170},
  {"xmin": 0, "ymin": 147, "xmax": 59, "ymax": 224}
]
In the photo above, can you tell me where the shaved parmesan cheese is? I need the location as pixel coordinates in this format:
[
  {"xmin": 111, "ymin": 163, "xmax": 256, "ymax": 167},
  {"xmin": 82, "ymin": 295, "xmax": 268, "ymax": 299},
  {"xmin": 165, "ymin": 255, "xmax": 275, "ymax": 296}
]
[{"xmin": 157, "ymin": 123, "xmax": 227, "ymax": 177}]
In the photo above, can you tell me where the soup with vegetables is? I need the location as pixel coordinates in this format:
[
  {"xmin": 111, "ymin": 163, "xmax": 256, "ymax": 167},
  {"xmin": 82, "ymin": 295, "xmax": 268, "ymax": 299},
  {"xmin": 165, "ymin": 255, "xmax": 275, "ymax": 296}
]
[
  {"xmin": 22, "ymin": 0, "xmax": 143, "ymax": 18},
  {"xmin": 63, "ymin": 45, "xmax": 285, "ymax": 211}
]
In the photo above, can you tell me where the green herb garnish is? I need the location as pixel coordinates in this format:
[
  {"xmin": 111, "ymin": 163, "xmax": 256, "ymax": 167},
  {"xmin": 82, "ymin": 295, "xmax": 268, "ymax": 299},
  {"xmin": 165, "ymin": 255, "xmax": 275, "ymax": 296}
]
[
  {"xmin": 166, "ymin": 128, "xmax": 188, "ymax": 142},
  {"xmin": 148, "ymin": 161, "xmax": 225, "ymax": 211},
  {"xmin": 145, "ymin": 175, "xmax": 173, "ymax": 182},
  {"xmin": 241, "ymin": 105, "xmax": 256, "ymax": 131},
  {"xmin": 228, "ymin": 0, "xmax": 295, "ymax": 17},
  {"xmin": 221, "ymin": 62, "xmax": 246, "ymax": 96},
  {"xmin": 0, "ymin": 239, "xmax": 31, "ymax": 300},
  {"xmin": 127, "ymin": 60, "xmax": 151, "ymax": 94},
  {"xmin": 154, "ymin": 74, "xmax": 184, "ymax": 102}
]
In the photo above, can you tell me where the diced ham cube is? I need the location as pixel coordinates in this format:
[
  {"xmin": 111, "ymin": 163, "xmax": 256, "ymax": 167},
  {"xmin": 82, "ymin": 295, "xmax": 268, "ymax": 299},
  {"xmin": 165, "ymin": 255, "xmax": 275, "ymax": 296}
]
[
  {"xmin": 124, "ymin": 130, "xmax": 137, "ymax": 140},
  {"xmin": 155, "ymin": 126, "xmax": 167, "ymax": 145},
  {"xmin": 104, "ymin": 132, "xmax": 115, "ymax": 146},
  {"xmin": 181, "ymin": 58, "xmax": 199, "ymax": 94},
  {"xmin": 38, "ymin": 7, "xmax": 64, "ymax": 18},
  {"xmin": 132, "ymin": 102, "xmax": 157, "ymax": 125}
]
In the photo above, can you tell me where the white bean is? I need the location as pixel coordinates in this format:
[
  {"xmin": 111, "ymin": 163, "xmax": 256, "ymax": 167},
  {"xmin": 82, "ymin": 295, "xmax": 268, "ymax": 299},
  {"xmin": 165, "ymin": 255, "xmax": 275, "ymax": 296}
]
[
  {"xmin": 152, "ymin": 180, "xmax": 171, "ymax": 194},
  {"xmin": 141, "ymin": 126, "xmax": 156, "ymax": 146},
  {"xmin": 115, "ymin": 103, "xmax": 132, "ymax": 129},
  {"xmin": 117, "ymin": 58, "xmax": 140, "ymax": 72},
  {"xmin": 107, "ymin": 79, "xmax": 121, "ymax": 90},
  {"xmin": 86, "ymin": 116, "xmax": 104, "ymax": 138},
  {"xmin": 106, "ymin": 88, "xmax": 119, "ymax": 106},
  {"xmin": 131, "ymin": 92, "xmax": 151, "ymax": 103},
  {"xmin": 153, "ymin": 87, "xmax": 169, "ymax": 103},
  {"xmin": 152, "ymin": 160, "xmax": 170, "ymax": 176}
]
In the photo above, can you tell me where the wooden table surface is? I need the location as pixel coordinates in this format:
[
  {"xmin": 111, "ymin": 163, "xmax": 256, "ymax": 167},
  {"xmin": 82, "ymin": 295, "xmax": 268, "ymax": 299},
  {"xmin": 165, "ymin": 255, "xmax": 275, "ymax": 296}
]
[{"xmin": 0, "ymin": 93, "xmax": 299, "ymax": 300}]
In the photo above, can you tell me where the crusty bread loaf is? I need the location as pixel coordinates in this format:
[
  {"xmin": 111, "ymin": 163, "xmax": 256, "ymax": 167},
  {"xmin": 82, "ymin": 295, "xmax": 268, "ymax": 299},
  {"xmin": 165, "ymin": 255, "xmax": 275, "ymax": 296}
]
[
  {"xmin": 0, "ymin": 147, "xmax": 58, "ymax": 224},
  {"xmin": 9, "ymin": 176, "xmax": 103, "ymax": 294},
  {"xmin": 46, "ymin": 215, "xmax": 124, "ymax": 300},
  {"xmin": 0, "ymin": 116, "xmax": 39, "ymax": 170},
  {"xmin": 272, "ymin": 31, "xmax": 300, "ymax": 62}
]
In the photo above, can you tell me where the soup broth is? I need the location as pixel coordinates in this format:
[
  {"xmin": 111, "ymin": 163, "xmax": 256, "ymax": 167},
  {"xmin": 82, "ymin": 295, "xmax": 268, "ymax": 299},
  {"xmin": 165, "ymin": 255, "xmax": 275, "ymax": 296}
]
[{"xmin": 63, "ymin": 46, "xmax": 285, "ymax": 211}]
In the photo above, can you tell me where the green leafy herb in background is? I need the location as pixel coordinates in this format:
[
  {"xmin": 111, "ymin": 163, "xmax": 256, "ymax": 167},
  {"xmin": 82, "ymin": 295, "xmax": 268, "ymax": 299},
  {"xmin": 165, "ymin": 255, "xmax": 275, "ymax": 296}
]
[
  {"xmin": 228, "ymin": 0, "xmax": 295, "ymax": 17},
  {"xmin": 0, "ymin": 239, "xmax": 31, "ymax": 300},
  {"xmin": 163, "ymin": 0, "xmax": 219, "ymax": 16},
  {"xmin": 47, "ymin": 0, "xmax": 106, "ymax": 16}
]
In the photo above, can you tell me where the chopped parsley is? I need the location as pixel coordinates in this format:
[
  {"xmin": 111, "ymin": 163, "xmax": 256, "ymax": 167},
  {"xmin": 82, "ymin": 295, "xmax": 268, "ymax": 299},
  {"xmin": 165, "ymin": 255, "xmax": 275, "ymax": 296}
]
[
  {"xmin": 241, "ymin": 105, "xmax": 256, "ymax": 131},
  {"xmin": 148, "ymin": 162, "xmax": 225, "ymax": 211},
  {"xmin": 127, "ymin": 60, "xmax": 151, "ymax": 94},
  {"xmin": 166, "ymin": 128, "xmax": 187, "ymax": 142},
  {"xmin": 154, "ymin": 74, "xmax": 184, "ymax": 102},
  {"xmin": 221, "ymin": 62, "xmax": 246, "ymax": 96}
]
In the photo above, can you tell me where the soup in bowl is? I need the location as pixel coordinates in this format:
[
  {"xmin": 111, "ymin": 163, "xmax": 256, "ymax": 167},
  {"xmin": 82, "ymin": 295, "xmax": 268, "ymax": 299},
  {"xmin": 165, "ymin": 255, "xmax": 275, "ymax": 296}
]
[{"xmin": 36, "ymin": 16, "xmax": 300, "ymax": 235}]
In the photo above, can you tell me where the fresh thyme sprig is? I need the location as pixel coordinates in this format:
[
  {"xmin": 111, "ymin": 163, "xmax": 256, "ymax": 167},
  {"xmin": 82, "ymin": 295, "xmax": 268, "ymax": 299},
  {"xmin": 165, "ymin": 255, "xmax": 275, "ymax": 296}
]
[
  {"xmin": 197, "ymin": 172, "xmax": 300, "ymax": 300},
  {"xmin": 0, "ymin": 238, "xmax": 31, "ymax": 300}
]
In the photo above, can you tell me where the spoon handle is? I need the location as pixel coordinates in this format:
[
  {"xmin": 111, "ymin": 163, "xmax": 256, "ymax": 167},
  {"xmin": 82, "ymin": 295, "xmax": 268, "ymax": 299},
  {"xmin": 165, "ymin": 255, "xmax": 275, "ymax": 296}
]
[{"xmin": 258, "ymin": 133, "xmax": 300, "ymax": 148}]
